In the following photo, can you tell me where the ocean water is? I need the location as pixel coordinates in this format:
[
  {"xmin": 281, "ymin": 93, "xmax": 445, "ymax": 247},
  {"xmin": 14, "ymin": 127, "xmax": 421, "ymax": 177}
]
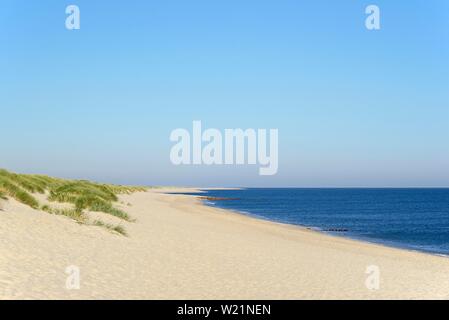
[{"xmin": 189, "ymin": 188, "xmax": 449, "ymax": 256}]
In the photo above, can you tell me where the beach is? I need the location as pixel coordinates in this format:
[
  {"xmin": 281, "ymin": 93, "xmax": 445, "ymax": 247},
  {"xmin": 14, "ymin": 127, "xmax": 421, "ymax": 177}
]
[{"xmin": 1, "ymin": 188, "xmax": 449, "ymax": 299}]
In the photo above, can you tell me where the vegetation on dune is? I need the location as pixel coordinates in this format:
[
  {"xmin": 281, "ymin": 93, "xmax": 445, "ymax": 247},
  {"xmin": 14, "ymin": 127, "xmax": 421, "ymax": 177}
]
[
  {"xmin": 105, "ymin": 184, "xmax": 147, "ymax": 195},
  {"xmin": 47, "ymin": 181, "xmax": 145, "ymax": 221},
  {"xmin": 49, "ymin": 181, "xmax": 119, "ymax": 202},
  {"xmin": 0, "ymin": 171, "xmax": 40, "ymax": 208},
  {"xmin": 42, "ymin": 205, "xmax": 87, "ymax": 224},
  {"xmin": 0, "ymin": 168, "xmax": 147, "ymax": 235},
  {"xmin": 93, "ymin": 220, "xmax": 127, "ymax": 236}
]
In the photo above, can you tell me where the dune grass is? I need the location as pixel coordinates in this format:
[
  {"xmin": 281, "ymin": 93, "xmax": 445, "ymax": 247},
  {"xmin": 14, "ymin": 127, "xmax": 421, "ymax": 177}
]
[
  {"xmin": 0, "ymin": 168, "xmax": 147, "ymax": 235},
  {"xmin": 41, "ymin": 205, "xmax": 87, "ymax": 224},
  {"xmin": 93, "ymin": 220, "xmax": 127, "ymax": 236},
  {"xmin": 48, "ymin": 182, "xmax": 132, "ymax": 220},
  {"xmin": 0, "ymin": 171, "xmax": 40, "ymax": 208}
]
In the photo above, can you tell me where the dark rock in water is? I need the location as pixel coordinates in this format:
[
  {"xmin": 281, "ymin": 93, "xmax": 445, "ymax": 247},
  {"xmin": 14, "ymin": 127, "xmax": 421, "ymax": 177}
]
[
  {"xmin": 199, "ymin": 196, "xmax": 240, "ymax": 201},
  {"xmin": 324, "ymin": 228, "xmax": 349, "ymax": 232}
]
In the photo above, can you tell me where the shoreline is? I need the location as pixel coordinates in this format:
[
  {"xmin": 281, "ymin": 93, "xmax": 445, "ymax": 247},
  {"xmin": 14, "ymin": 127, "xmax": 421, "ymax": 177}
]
[
  {"xmin": 2, "ymin": 187, "xmax": 449, "ymax": 299},
  {"xmin": 189, "ymin": 191, "xmax": 448, "ymax": 260},
  {"xmin": 185, "ymin": 189, "xmax": 449, "ymax": 259},
  {"xmin": 204, "ymin": 201, "xmax": 449, "ymax": 259}
]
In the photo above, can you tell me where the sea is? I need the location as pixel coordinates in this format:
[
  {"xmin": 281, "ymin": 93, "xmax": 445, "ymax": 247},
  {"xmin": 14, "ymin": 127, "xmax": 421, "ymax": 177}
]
[{"xmin": 185, "ymin": 188, "xmax": 449, "ymax": 256}]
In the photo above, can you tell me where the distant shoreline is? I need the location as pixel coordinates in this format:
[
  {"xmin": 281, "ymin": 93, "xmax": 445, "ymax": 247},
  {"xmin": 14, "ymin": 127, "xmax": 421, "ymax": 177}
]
[
  {"xmin": 189, "ymin": 188, "xmax": 449, "ymax": 257},
  {"xmin": 202, "ymin": 200, "xmax": 449, "ymax": 259}
]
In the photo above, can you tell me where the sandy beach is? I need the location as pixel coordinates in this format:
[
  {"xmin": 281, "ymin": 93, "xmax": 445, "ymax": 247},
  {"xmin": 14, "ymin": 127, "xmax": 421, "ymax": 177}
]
[{"xmin": 1, "ymin": 188, "xmax": 449, "ymax": 300}]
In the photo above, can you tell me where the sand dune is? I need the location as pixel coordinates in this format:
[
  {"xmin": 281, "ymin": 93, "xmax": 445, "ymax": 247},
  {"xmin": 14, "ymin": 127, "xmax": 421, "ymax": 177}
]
[{"xmin": 1, "ymin": 188, "xmax": 449, "ymax": 299}]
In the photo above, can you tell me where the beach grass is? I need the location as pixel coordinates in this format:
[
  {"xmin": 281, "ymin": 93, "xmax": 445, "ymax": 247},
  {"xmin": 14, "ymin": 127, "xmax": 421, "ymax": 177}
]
[
  {"xmin": 93, "ymin": 220, "xmax": 128, "ymax": 236},
  {"xmin": 42, "ymin": 205, "xmax": 88, "ymax": 224},
  {"xmin": 48, "ymin": 181, "xmax": 131, "ymax": 220},
  {"xmin": 0, "ymin": 168, "xmax": 147, "ymax": 234},
  {"xmin": 0, "ymin": 171, "xmax": 40, "ymax": 208}
]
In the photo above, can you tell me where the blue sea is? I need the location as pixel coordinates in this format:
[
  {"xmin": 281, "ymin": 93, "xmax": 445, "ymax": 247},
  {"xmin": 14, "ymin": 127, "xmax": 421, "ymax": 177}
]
[{"xmin": 188, "ymin": 188, "xmax": 449, "ymax": 256}]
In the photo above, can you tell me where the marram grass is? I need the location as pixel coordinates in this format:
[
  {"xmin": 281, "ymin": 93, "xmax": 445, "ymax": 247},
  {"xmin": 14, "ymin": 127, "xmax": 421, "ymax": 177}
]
[
  {"xmin": 48, "ymin": 182, "xmax": 131, "ymax": 220},
  {"xmin": 42, "ymin": 205, "xmax": 87, "ymax": 224},
  {"xmin": 0, "ymin": 169, "xmax": 147, "ymax": 235},
  {"xmin": 0, "ymin": 174, "xmax": 40, "ymax": 208},
  {"xmin": 93, "ymin": 220, "xmax": 128, "ymax": 236}
]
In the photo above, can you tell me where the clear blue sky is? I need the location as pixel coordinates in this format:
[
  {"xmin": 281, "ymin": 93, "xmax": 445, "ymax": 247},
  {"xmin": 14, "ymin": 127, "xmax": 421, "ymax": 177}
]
[{"xmin": 1, "ymin": 1, "xmax": 448, "ymax": 187}]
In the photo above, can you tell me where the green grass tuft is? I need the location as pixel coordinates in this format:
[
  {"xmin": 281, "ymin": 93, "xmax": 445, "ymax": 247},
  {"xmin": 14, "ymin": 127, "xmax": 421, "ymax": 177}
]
[
  {"xmin": 0, "ymin": 168, "xmax": 147, "ymax": 227},
  {"xmin": 74, "ymin": 195, "xmax": 130, "ymax": 220},
  {"xmin": 93, "ymin": 220, "xmax": 128, "ymax": 236},
  {"xmin": 42, "ymin": 205, "xmax": 87, "ymax": 224},
  {"xmin": 48, "ymin": 182, "xmax": 131, "ymax": 220},
  {"xmin": 0, "ymin": 171, "xmax": 39, "ymax": 208},
  {"xmin": 49, "ymin": 182, "xmax": 118, "ymax": 203}
]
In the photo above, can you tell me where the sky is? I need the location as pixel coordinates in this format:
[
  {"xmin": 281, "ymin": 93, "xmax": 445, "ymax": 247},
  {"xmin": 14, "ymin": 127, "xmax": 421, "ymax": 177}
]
[{"xmin": 1, "ymin": 0, "xmax": 448, "ymax": 187}]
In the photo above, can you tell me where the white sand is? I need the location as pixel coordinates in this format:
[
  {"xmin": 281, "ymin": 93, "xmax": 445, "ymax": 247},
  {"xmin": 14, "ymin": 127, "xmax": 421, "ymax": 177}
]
[{"xmin": 1, "ymin": 188, "xmax": 449, "ymax": 299}]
